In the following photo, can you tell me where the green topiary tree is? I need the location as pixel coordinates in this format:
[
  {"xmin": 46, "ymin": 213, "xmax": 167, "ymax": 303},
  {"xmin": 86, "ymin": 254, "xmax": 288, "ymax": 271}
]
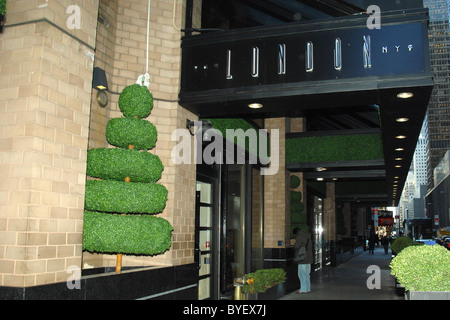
[
  {"xmin": 290, "ymin": 175, "xmax": 307, "ymax": 237},
  {"xmin": 82, "ymin": 84, "xmax": 173, "ymax": 272}
]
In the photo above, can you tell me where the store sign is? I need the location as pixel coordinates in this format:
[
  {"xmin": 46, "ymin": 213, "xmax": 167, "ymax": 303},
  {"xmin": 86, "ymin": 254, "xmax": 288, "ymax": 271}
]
[
  {"xmin": 380, "ymin": 218, "xmax": 394, "ymax": 226},
  {"xmin": 181, "ymin": 21, "xmax": 426, "ymax": 93}
]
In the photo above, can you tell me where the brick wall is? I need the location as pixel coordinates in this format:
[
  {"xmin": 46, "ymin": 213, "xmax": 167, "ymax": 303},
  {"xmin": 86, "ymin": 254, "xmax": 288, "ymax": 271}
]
[
  {"xmin": 0, "ymin": 0, "xmax": 198, "ymax": 287},
  {"xmin": 82, "ymin": 0, "xmax": 197, "ymax": 269},
  {"xmin": 264, "ymin": 118, "xmax": 290, "ymax": 248},
  {"xmin": 0, "ymin": 0, "xmax": 99, "ymax": 287}
]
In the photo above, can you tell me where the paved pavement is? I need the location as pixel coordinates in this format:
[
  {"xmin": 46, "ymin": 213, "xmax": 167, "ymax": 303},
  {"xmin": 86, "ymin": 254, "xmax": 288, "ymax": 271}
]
[{"xmin": 279, "ymin": 246, "xmax": 404, "ymax": 300}]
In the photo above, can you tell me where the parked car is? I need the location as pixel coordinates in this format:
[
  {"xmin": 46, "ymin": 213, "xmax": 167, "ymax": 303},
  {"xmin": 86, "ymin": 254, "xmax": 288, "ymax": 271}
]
[
  {"xmin": 437, "ymin": 236, "xmax": 450, "ymax": 250},
  {"xmin": 415, "ymin": 239, "xmax": 438, "ymax": 246}
]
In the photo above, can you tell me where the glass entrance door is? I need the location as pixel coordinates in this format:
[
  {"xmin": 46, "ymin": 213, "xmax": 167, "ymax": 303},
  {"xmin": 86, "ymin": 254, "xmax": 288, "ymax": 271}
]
[
  {"xmin": 313, "ymin": 196, "xmax": 323, "ymax": 271},
  {"xmin": 196, "ymin": 178, "xmax": 215, "ymax": 300}
]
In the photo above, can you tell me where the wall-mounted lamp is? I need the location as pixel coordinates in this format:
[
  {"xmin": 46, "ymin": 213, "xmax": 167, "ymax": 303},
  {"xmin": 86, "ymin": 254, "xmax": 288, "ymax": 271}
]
[
  {"xmin": 92, "ymin": 67, "xmax": 109, "ymax": 107},
  {"xmin": 186, "ymin": 119, "xmax": 213, "ymax": 135},
  {"xmin": 93, "ymin": 67, "xmax": 109, "ymax": 91}
]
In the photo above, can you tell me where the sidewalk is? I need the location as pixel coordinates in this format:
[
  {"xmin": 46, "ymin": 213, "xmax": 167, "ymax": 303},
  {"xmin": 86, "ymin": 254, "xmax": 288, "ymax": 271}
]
[{"xmin": 279, "ymin": 246, "xmax": 403, "ymax": 300}]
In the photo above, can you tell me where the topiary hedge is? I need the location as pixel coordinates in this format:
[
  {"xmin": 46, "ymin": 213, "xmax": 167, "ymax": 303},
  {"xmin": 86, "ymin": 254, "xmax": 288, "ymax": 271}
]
[
  {"xmin": 87, "ymin": 148, "xmax": 163, "ymax": 183},
  {"xmin": 83, "ymin": 211, "xmax": 173, "ymax": 255},
  {"xmin": 118, "ymin": 84, "xmax": 153, "ymax": 118},
  {"xmin": 83, "ymin": 84, "xmax": 172, "ymax": 260},
  {"xmin": 106, "ymin": 117, "xmax": 157, "ymax": 150},
  {"xmin": 286, "ymin": 133, "xmax": 383, "ymax": 164},
  {"xmin": 85, "ymin": 180, "xmax": 168, "ymax": 214}
]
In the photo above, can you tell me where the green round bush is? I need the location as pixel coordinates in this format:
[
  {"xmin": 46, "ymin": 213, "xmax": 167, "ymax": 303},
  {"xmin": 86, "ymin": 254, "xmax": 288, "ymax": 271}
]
[
  {"xmin": 83, "ymin": 211, "xmax": 173, "ymax": 255},
  {"xmin": 118, "ymin": 84, "xmax": 153, "ymax": 118},
  {"xmin": 106, "ymin": 117, "xmax": 157, "ymax": 150},
  {"xmin": 87, "ymin": 148, "xmax": 163, "ymax": 183},
  {"xmin": 85, "ymin": 180, "xmax": 168, "ymax": 214},
  {"xmin": 390, "ymin": 245, "xmax": 450, "ymax": 292},
  {"xmin": 391, "ymin": 236, "xmax": 423, "ymax": 254}
]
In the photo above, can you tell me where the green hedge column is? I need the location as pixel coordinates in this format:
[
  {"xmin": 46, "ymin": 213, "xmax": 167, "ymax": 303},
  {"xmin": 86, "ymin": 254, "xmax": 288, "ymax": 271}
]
[
  {"xmin": 290, "ymin": 175, "xmax": 307, "ymax": 237},
  {"xmin": 82, "ymin": 84, "xmax": 173, "ymax": 269}
]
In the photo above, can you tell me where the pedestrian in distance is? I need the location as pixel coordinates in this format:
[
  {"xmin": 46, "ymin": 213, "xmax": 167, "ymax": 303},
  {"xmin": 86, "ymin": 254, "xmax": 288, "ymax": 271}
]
[
  {"xmin": 293, "ymin": 227, "xmax": 313, "ymax": 294},
  {"xmin": 381, "ymin": 235, "xmax": 390, "ymax": 254},
  {"xmin": 368, "ymin": 231, "xmax": 378, "ymax": 254}
]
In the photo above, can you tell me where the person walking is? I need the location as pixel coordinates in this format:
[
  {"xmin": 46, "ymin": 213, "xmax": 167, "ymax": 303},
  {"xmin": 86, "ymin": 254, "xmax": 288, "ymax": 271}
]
[
  {"xmin": 368, "ymin": 231, "xmax": 378, "ymax": 254},
  {"xmin": 381, "ymin": 235, "xmax": 390, "ymax": 254},
  {"xmin": 293, "ymin": 228, "xmax": 313, "ymax": 294}
]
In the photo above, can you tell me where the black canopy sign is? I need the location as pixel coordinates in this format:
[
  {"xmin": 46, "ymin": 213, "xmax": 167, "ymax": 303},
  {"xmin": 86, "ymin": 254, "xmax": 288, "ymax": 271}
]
[{"xmin": 179, "ymin": 9, "xmax": 431, "ymax": 117}]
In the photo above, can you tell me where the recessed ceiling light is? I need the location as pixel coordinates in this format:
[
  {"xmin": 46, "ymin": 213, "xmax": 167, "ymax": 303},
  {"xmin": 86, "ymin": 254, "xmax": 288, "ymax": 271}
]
[
  {"xmin": 396, "ymin": 135, "xmax": 407, "ymax": 139},
  {"xmin": 395, "ymin": 158, "xmax": 403, "ymax": 161},
  {"xmin": 396, "ymin": 117, "xmax": 409, "ymax": 123},
  {"xmin": 395, "ymin": 148, "xmax": 404, "ymax": 151},
  {"xmin": 397, "ymin": 92, "xmax": 414, "ymax": 99},
  {"xmin": 395, "ymin": 165, "xmax": 402, "ymax": 168},
  {"xmin": 317, "ymin": 178, "xmax": 324, "ymax": 181},
  {"xmin": 316, "ymin": 167, "xmax": 327, "ymax": 172},
  {"xmin": 248, "ymin": 103, "xmax": 263, "ymax": 109}
]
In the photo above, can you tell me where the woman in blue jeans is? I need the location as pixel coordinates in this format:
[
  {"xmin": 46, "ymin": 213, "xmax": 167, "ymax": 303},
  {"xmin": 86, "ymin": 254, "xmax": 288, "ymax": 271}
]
[{"xmin": 293, "ymin": 228, "xmax": 313, "ymax": 294}]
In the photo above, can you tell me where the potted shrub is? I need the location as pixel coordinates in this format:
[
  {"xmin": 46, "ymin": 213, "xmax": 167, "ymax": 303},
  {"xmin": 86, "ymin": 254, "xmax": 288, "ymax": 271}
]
[
  {"xmin": 241, "ymin": 268, "xmax": 286, "ymax": 299},
  {"xmin": 83, "ymin": 84, "xmax": 172, "ymax": 272},
  {"xmin": 390, "ymin": 245, "xmax": 450, "ymax": 300},
  {"xmin": 0, "ymin": 0, "xmax": 6, "ymax": 33},
  {"xmin": 391, "ymin": 236, "xmax": 423, "ymax": 255}
]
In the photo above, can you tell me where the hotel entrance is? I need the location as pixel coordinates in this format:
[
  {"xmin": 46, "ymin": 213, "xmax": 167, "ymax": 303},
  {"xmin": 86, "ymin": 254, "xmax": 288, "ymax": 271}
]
[{"xmin": 196, "ymin": 162, "xmax": 264, "ymax": 299}]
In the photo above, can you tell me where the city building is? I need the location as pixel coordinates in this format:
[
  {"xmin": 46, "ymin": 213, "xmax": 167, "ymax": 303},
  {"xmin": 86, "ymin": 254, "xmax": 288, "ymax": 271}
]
[
  {"xmin": 426, "ymin": 150, "xmax": 450, "ymax": 231},
  {"xmin": 0, "ymin": 0, "xmax": 433, "ymax": 300},
  {"xmin": 423, "ymin": 0, "xmax": 450, "ymax": 189}
]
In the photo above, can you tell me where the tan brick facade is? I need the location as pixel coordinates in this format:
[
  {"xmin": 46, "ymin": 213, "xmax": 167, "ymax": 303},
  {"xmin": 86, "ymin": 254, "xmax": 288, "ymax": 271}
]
[
  {"xmin": 264, "ymin": 118, "xmax": 290, "ymax": 248},
  {"xmin": 0, "ymin": 0, "xmax": 99, "ymax": 287},
  {"xmin": 0, "ymin": 0, "xmax": 198, "ymax": 287}
]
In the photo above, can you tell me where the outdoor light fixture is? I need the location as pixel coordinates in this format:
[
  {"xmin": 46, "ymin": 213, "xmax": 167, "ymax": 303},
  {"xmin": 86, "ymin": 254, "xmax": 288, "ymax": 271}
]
[
  {"xmin": 396, "ymin": 135, "xmax": 407, "ymax": 139},
  {"xmin": 248, "ymin": 103, "xmax": 263, "ymax": 109},
  {"xmin": 93, "ymin": 67, "xmax": 109, "ymax": 108},
  {"xmin": 93, "ymin": 67, "xmax": 109, "ymax": 91},
  {"xmin": 186, "ymin": 119, "xmax": 213, "ymax": 138},
  {"xmin": 395, "ymin": 117, "xmax": 409, "ymax": 123},
  {"xmin": 395, "ymin": 148, "xmax": 404, "ymax": 151},
  {"xmin": 397, "ymin": 92, "xmax": 414, "ymax": 99}
]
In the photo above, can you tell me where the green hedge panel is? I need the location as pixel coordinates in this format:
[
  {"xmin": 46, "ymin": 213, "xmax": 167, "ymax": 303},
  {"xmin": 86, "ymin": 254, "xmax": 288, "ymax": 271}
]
[
  {"xmin": 106, "ymin": 117, "xmax": 157, "ymax": 150},
  {"xmin": 286, "ymin": 133, "xmax": 384, "ymax": 164},
  {"xmin": 118, "ymin": 84, "xmax": 153, "ymax": 118},
  {"xmin": 85, "ymin": 180, "xmax": 168, "ymax": 214},
  {"xmin": 87, "ymin": 148, "xmax": 163, "ymax": 183},
  {"xmin": 83, "ymin": 211, "xmax": 173, "ymax": 255}
]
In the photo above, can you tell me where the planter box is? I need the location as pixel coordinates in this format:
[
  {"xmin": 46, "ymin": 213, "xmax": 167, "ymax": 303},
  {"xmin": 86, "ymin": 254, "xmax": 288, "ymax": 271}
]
[
  {"xmin": 0, "ymin": 263, "xmax": 197, "ymax": 300},
  {"xmin": 244, "ymin": 283, "xmax": 285, "ymax": 300},
  {"xmin": 405, "ymin": 291, "xmax": 450, "ymax": 300}
]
